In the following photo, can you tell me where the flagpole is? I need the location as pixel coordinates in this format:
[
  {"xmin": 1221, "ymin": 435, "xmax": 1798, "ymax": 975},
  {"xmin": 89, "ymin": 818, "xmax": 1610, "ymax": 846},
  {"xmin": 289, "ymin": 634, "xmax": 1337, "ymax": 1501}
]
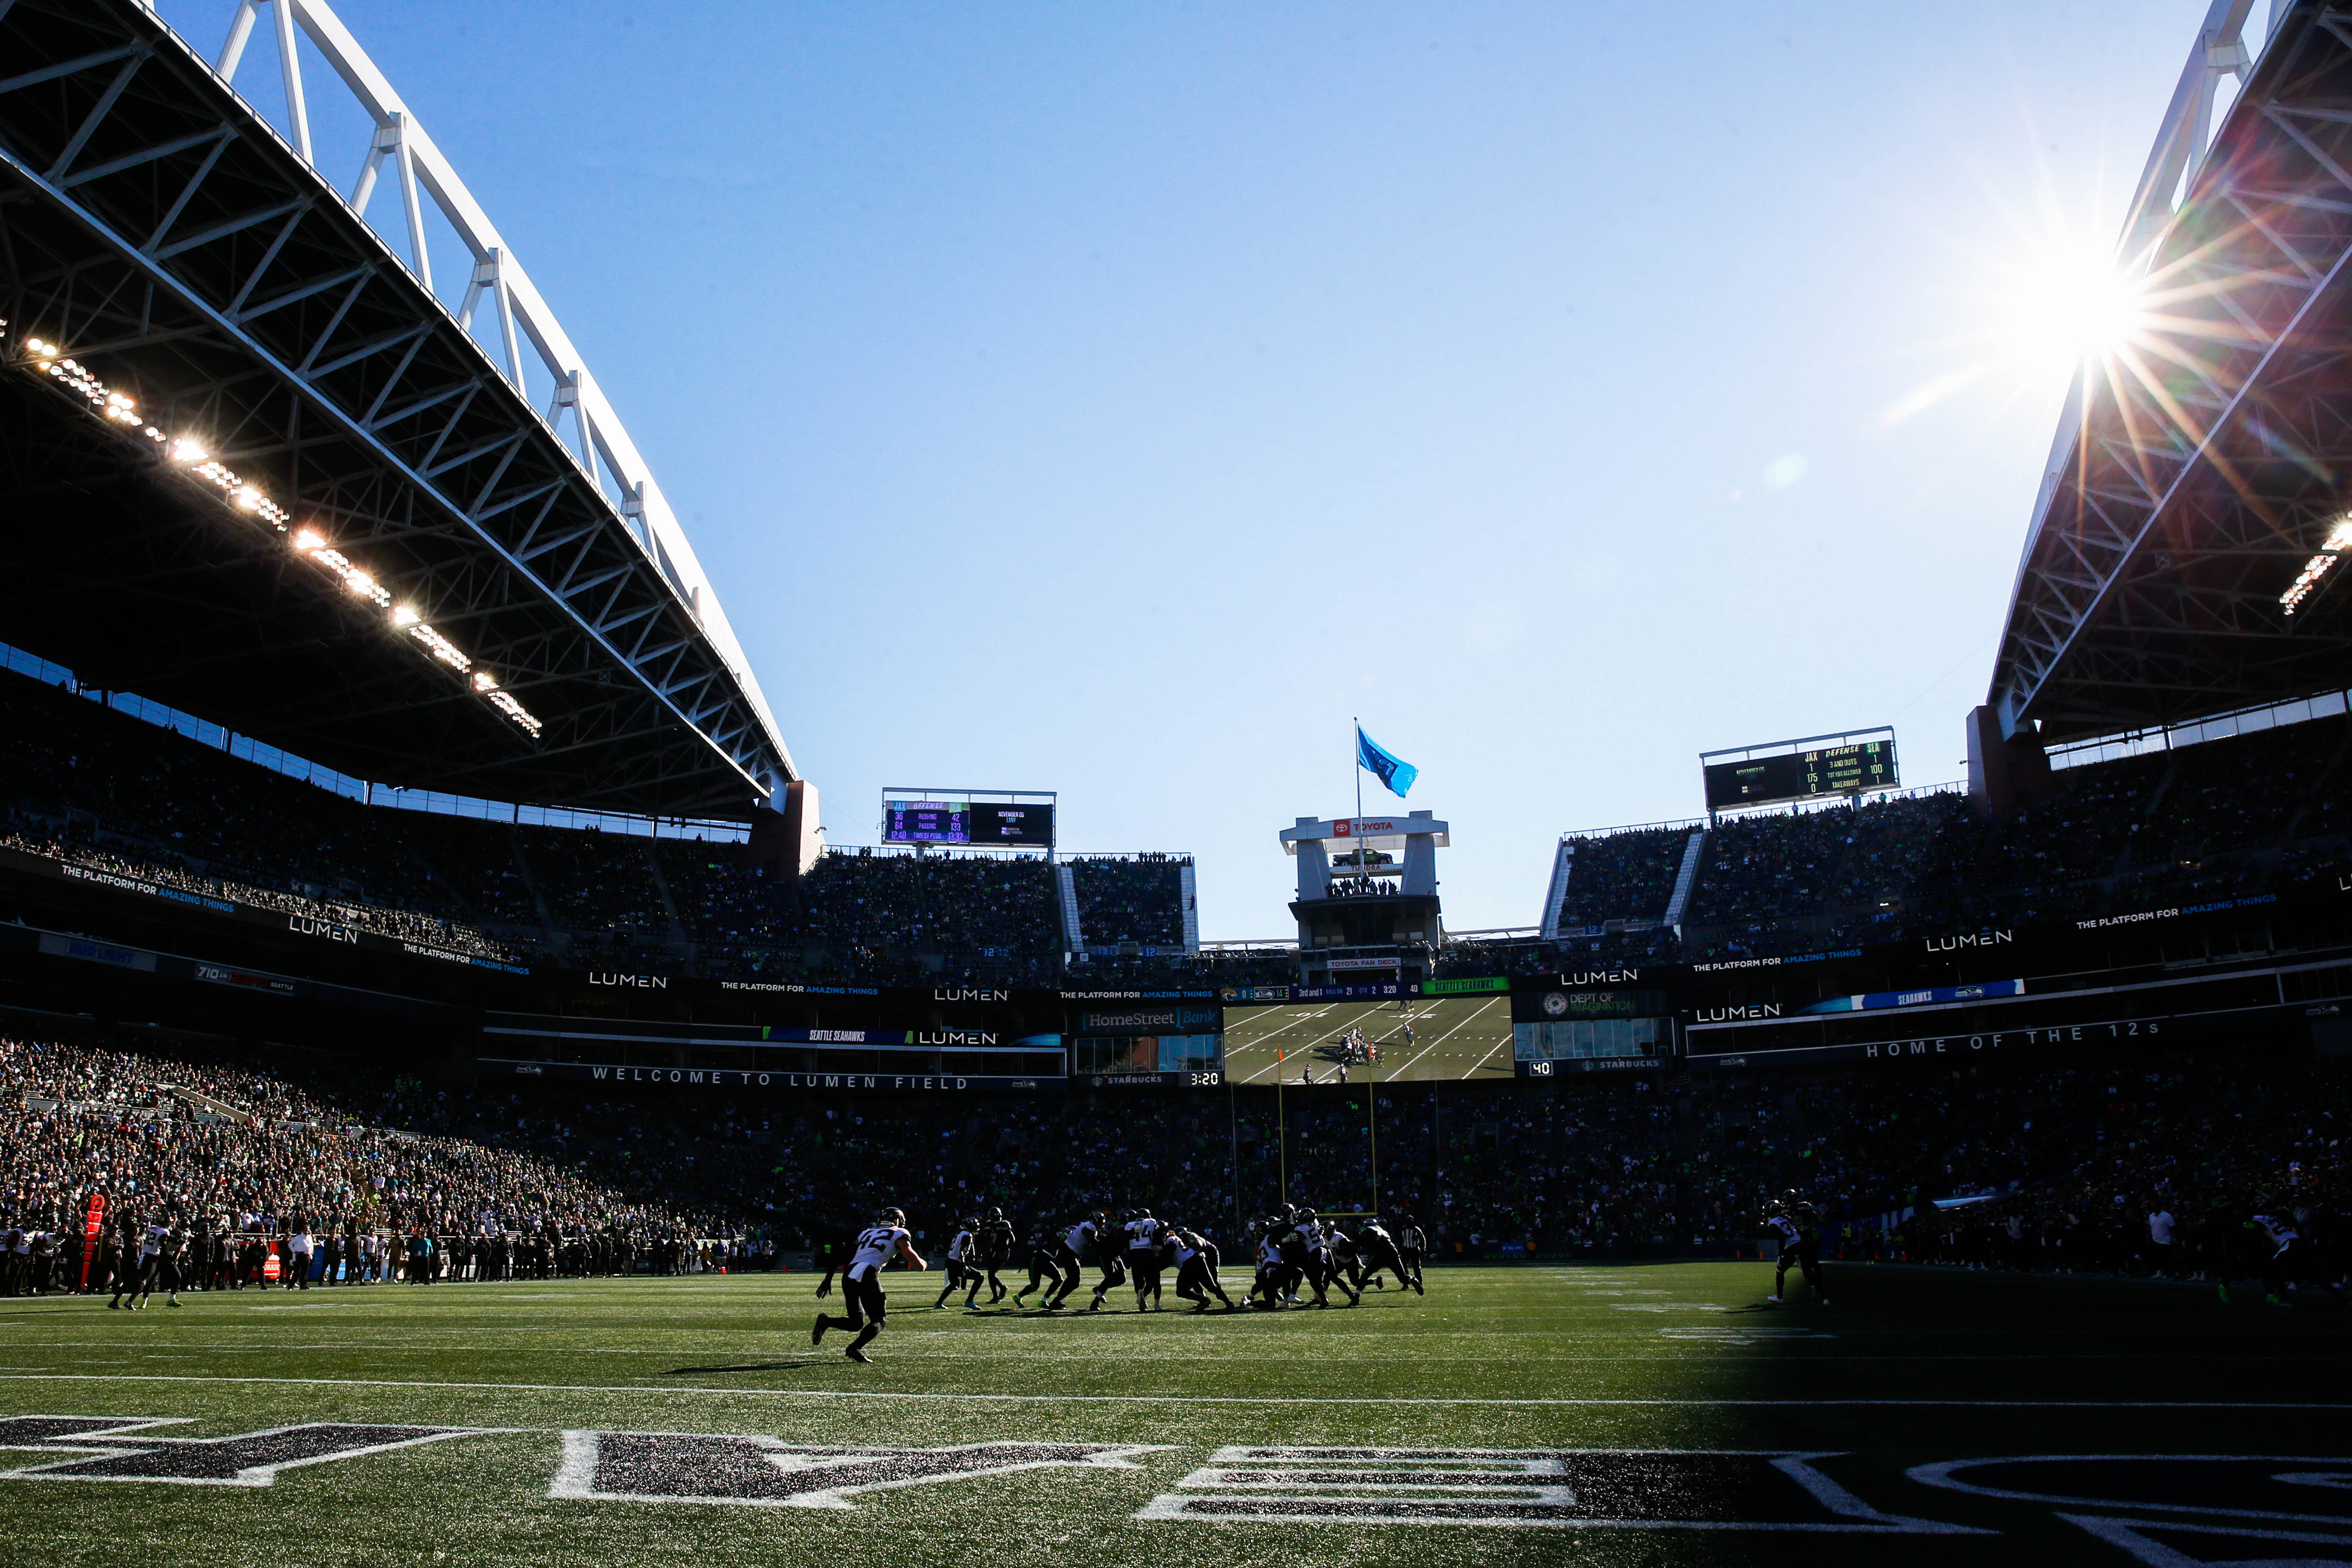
[{"xmin": 1352, "ymin": 716, "xmax": 1362, "ymax": 829}]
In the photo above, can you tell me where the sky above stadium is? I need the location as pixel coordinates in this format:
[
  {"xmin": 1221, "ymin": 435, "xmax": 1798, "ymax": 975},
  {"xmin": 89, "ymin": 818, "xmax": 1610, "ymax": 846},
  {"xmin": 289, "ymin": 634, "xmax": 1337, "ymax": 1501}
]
[{"xmin": 157, "ymin": 0, "xmax": 2231, "ymax": 938}]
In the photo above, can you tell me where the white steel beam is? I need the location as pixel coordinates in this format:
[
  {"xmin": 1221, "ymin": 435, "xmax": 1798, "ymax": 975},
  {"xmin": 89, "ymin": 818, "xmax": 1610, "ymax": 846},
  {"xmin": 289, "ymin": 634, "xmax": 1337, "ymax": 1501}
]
[{"xmin": 173, "ymin": 0, "xmax": 788, "ymax": 776}]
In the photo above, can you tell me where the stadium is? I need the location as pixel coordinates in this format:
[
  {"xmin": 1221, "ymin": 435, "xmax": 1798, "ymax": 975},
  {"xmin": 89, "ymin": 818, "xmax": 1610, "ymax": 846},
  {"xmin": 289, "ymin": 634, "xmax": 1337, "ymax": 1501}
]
[{"xmin": 0, "ymin": 1, "xmax": 2348, "ymax": 1564}]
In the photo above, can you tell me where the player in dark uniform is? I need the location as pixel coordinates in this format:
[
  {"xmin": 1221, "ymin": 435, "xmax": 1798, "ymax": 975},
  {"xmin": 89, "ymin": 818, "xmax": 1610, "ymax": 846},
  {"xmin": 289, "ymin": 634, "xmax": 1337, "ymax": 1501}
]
[
  {"xmin": 1080, "ymin": 1212, "xmax": 1130, "ymax": 1312},
  {"xmin": 2247, "ymin": 1210, "xmax": 2345, "ymax": 1306},
  {"xmin": 1171, "ymin": 1227, "xmax": 1232, "ymax": 1312},
  {"xmin": 1275, "ymin": 1211, "xmax": 1319, "ymax": 1305},
  {"xmin": 813, "ymin": 1207, "xmax": 926, "ymax": 1363},
  {"xmin": 1326, "ymin": 1223, "xmax": 1367, "ymax": 1295},
  {"xmin": 965, "ymin": 1207, "xmax": 1015, "ymax": 1309},
  {"xmin": 1356, "ymin": 1216, "xmax": 1416, "ymax": 1294},
  {"xmin": 1763, "ymin": 1192, "xmax": 1827, "ymax": 1306},
  {"xmin": 1011, "ymin": 1219, "xmax": 1066, "ymax": 1308}
]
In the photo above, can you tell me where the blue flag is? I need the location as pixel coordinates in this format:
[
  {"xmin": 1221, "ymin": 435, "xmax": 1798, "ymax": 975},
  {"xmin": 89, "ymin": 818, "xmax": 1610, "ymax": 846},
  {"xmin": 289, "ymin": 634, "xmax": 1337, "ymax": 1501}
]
[{"xmin": 1356, "ymin": 726, "xmax": 1418, "ymax": 798}]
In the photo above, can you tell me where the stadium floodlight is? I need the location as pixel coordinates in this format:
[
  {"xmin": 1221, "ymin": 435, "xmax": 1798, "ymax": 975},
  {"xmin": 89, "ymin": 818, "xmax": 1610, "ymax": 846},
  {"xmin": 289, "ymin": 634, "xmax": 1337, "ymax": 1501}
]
[
  {"xmin": 2280, "ymin": 514, "xmax": 2352, "ymax": 616},
  {"xmin": 16, "ymin": 328, "xmax": 532, "ymax": 738},
  {"xmin": 406, "ymin": 622, "xmax": 472, "ymax": 673}
]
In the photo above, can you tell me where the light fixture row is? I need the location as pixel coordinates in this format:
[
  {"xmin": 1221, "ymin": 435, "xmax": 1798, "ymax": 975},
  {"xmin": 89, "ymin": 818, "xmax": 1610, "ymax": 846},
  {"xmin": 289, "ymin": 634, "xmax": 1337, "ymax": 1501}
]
[
  {"xmin": 15, "ymin": 330, "xmax": 543, "ymax": 738},
  {"xmin": 2280, "ymin": 517, "xmax": 2352, "ymax": 617}
]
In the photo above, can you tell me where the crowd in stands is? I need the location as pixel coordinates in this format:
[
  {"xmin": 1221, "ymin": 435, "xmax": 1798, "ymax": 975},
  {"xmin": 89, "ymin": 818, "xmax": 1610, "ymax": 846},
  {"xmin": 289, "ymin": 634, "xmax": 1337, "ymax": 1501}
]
[
  {"xmin": 0, "ymin": 1031, "xmax": 750, "ymax": 1294},
  {"xmin": 0, "ymin": 672, "xmax": 1199, "ymax": 986},
  {"xmin": 1543, "ymin": 712, "xmax": 2351, "ymax": 968},
  {"xmin": 1069, "ymin": 856, "xmax": 1188, "ymax": 948},
  {"xmin": 4, "ymin": 1023, "xmax": 2343, "ymax": 1295},
  {"xmin": 1552, "ymin": 826, "xmax": 1689, "ymax": 932}
]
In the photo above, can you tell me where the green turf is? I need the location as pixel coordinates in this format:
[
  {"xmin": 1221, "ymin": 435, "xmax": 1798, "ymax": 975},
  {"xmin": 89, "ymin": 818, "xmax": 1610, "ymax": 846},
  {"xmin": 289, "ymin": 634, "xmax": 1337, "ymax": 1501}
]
[
  {"xmin": 0, "ymin": 1263, "xmax": 2345, "ymax": 1566},
  {"xmin": 1223, "ymin": 995, "xmax": 1516, "ymax": 1083}
]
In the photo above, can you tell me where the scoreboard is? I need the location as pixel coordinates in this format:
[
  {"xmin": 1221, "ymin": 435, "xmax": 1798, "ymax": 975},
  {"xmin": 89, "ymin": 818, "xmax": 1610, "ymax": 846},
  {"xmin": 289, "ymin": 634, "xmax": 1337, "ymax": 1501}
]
[
  {"xmin": 1702, "ymin": 734, "xmax": 1897, "ymax": 811},
  {"xmin": 881, "ymin": 791, "xmax": 1056, "ymax": 848},
  {"xmin": 885, "ymin": 801, "xmax": 966, "ymax": 843}
]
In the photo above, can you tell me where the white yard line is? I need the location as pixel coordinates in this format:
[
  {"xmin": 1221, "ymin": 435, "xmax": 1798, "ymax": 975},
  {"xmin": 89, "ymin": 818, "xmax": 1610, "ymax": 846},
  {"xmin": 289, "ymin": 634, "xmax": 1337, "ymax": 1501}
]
[
  {"xmin": 0, "ymin": 1372, "xmax": 2342, "ymax": 1409},
  {"xmin": 1385, "ymin": 997, "xmax": 1502, "ymax": 1080},
  {"xmin": 1234, "ymin": 1003, "xmax": 1381, "ymax": 1084},
  {"xmin": 1463, "ymin": 1027, "xmax": 1518, "ymax": 1079}
]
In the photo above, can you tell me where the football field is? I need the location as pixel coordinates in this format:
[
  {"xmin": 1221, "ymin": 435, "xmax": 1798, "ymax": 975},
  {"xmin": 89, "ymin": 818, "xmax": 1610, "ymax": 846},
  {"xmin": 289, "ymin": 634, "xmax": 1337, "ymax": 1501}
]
[
  {"xmin": 0, "ymin": 1263, "xmax": 2346, "ymax": 1566},
  {"xmin": 1222, "ymin": 995, "xmax": 1517, "ymax": 1083}
]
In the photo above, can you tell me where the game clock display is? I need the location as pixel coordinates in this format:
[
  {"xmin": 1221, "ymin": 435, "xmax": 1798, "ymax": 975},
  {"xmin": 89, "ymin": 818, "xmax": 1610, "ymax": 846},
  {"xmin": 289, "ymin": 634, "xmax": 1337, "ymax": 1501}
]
[{"xmin": 1704, "ymin": 739, "xmax": 1896, "ymax": 811}]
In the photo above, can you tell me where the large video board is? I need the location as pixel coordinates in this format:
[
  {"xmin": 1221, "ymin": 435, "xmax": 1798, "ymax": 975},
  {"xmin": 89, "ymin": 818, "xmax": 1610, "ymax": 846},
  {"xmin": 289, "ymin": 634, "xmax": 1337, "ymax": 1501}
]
[
  {"xmin": 1701, "ymin": 731, "xmax": 1897, "ymax": 812},
  {"xmin": 880, "ymin": 790, "xmax": 1056, "ymax": 848}
]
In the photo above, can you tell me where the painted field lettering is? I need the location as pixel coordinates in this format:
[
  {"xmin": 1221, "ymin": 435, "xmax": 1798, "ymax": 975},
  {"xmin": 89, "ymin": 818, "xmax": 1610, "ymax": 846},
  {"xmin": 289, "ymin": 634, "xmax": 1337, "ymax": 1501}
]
[
  {"xmin": 1137, "ymin": 1448, "xmax": 1986, "ymax": 1532},
  {"xmin": 0, "ymin": 1421, "xmax": 483, "ymax": 1486},
  {"xmin": 552, "ymin": 1432, "xmax": 1166, "ymax": 1509}
]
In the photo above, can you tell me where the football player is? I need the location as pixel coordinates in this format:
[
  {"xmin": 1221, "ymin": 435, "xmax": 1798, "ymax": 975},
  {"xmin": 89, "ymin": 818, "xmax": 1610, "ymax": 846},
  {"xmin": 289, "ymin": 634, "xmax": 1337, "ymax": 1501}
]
[
  {"xmin": 1357, "ymin": 1216, "xmax": 1417, "ymax": 1295},
  {"xmin": 965, "ymin": 1206, "xmax": 1016, "ymax": 1309},
  {"xmin": 1011, "ymin": 1217, "xmax": 1066, "ymax": 1308},
  {"xmin": 1763, "ymin": 1192, "xmax": 1827, "ymax": 1306},
  {"xmin": 1171, "ymin": 1227, "xmax": 1232, "ymax": 1313},
  {"xmin": 933, "ymin": 1217, "xmax": 978, "ymax": 1309},
  {"xmin": 813, "ymin": 1207, "xmax": 926, "ymax": 1363},
  {"xmin": 1123, "ymin": 1209, "xmax": 1167, "ymax": 1312},
  {"xmin": 1047, "ymin": 1211, "xmax": 1105, "ymax": 1310}
]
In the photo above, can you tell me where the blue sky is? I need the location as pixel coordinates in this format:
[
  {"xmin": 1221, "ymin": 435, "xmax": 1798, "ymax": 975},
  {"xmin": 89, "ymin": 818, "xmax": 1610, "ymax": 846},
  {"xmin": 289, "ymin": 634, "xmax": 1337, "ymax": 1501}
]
[{"xmin": 154, "ymin": 0, "xmax": 2227, "ymax": 937}]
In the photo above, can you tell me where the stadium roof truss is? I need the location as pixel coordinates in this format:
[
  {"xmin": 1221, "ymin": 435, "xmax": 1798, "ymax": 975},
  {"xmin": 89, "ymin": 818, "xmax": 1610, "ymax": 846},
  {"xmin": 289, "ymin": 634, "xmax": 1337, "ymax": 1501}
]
[
  {"xmin": 0, "ymin": 0, "xmax": 799, "ymax": 817},
  {"xmin": 1991, "ymin": 0, "xmax": 2352, "ymax": 740}
]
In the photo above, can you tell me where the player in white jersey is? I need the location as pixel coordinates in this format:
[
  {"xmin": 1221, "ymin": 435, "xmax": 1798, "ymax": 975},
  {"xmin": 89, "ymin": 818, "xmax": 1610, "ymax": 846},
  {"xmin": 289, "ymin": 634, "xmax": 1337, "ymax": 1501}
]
[
  {"xmin": 813, "ymin": 1207, "xmax": 926, "ymax": 1363},
  {"xmin": 1289, "ymin": 1209, "xmax": 1358, "ymax": 1307},
  {"xmin": 1171, "ymin": 1228, "xmax": 1232, "ymax": 1312},
  {"xmin": 112, "ymin": 1216, "xmax": 177, "ymax": 1310},
  {"xmin": 1047, "ymin": 1213, "xmax": 1104, "ymax": 1310},
  {"xmin": 1121, "ymin": 1211, "xmax": 1167, "ymax": 1312},
  {"xmin": 1248, "ymin": 1220, "xmax": 1291, "ymax": 1308},
  {"xmin": 934, "ymin": 1218, "xmax": 978, "ymax": 1309},
  {"xmin": 1762, "ymin": 1193, "xmax": 1826, "ymax": 1305}
]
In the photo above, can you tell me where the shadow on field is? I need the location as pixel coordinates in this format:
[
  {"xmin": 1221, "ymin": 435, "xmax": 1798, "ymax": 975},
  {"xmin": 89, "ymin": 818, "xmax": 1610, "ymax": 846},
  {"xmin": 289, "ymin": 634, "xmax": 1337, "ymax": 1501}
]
[{"xmin": 665, "ymin": 1360, "xmax": 830, "ymax": 1375}]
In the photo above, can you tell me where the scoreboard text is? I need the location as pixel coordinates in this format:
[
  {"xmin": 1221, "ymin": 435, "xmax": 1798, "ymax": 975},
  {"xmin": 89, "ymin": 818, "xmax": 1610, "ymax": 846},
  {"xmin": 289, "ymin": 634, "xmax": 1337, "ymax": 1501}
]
[{"xmin": 1703, "ymin": 738, "xmax": 1897, "ymax": 811}]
